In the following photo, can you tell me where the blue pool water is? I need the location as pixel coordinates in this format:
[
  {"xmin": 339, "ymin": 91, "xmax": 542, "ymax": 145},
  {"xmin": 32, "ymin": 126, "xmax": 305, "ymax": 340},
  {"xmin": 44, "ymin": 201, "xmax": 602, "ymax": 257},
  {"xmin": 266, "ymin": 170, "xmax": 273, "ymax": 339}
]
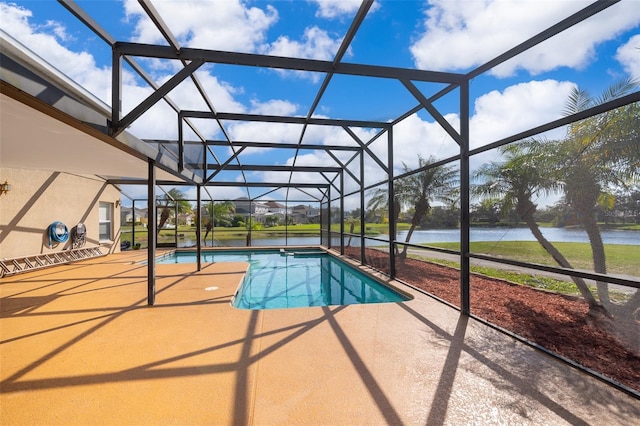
[{"xmin": 157, "ymin": 249, "xmax": 410, "ymax": 310}]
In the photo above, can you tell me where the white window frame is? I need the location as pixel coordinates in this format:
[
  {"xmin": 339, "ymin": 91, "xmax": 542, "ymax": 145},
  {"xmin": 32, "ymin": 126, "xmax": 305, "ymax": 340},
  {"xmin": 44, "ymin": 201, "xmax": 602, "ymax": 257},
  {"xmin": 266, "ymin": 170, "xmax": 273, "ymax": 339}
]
[{"xmin": 99, "ymin": 202, "xmax": 113, "ymax": 242}]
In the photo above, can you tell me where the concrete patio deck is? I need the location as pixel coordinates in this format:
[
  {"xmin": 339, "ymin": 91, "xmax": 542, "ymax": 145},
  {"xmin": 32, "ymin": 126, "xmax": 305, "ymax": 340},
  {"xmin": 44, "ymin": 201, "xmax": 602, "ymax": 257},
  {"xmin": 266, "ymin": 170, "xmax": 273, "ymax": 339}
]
[{"xmin": 1, "ymin": 250, "xmax": 638, "ymax": 425}]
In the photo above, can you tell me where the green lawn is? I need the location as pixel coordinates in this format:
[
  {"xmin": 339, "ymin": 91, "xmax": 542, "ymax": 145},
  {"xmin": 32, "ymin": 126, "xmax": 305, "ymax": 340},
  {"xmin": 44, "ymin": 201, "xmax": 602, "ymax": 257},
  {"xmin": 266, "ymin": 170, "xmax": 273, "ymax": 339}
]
[
  {"xmin": 424, "ymin": 241, "xmax": 639, "ymax": 276},
  {"xmin": 605, "ymin": 223, "xmax": 640, "ymax": 231},
  {"xmin": 120, "ymin": 224, "xmax": 322, "ymax": 246},
  {"xmin": 330, "ymin": 222, "xmax": 411, "ymax": 234}
]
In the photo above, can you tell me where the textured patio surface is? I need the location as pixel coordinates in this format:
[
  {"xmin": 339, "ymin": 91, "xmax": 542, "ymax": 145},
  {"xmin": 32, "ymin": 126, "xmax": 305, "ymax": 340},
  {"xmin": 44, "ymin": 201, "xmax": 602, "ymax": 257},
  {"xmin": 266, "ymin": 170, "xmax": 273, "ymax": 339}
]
[{"xmin": 1, "ymin": 250, "xmax": 638, "ymax": 425}]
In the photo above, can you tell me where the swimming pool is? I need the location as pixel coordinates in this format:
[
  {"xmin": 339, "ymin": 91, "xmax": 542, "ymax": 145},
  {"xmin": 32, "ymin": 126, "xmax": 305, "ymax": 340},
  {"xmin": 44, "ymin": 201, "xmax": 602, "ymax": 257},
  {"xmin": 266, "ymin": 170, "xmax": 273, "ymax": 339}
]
[{"xmin": 157, "ymin": 249, "xmax": 410, "ymax": 310}]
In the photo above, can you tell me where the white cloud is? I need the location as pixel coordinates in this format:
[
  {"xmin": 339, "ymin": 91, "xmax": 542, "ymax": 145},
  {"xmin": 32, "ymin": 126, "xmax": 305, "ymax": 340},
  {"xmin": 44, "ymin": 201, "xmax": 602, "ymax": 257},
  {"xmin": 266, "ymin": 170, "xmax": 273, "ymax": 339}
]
[
  {"xmin": 123, "ymin": 0, "xmax": 278, "ymax": 52},
  {"xmin": 124, "ymin": 1, "xmax": 347, "ymax": 83},
  {"xmin": 311, "ymin": 0, "xmax": 366, "ymax": 19},
  {"xmin": 469, "ymin": 79, "xmax": 575, "ymax": 148},
  {"xmin": 410, "ymin": 0, "xmax": 640, "ymax": 77},
  {"xmin": 116, "ymin": 70, "xmax": 249, "ymax": 141},
  {"xmin": 228, "ymin": 121, "xmax": 303, "ymax": 144},
  {"xmin": 616, "ymin": 34, "xmax": 640, "ymax": 80},
  {"xmin": 305, "ymin": 124, "xmax": 367, "ymax": 145},
  {"xmin": 391, "ymin": 113, "xmax": 459, "ymax": 170},
  {"xmin": 250, "ymin": 99, "xmax": 299, "ymax": 116},
  {"xmin": 267, "ymin": 26, "xmax": 342, "ymax": 60},
  {"xmin": 286, "ymin": 151, "xmax": 333, "ymax": 168},
  {"xmin": 122, "ymin": 0, "xmax": 347, "ymax": 81},
  {"xmin": 222, "ymin": 118, "xmax": 374, "ymax": 160},
  {"xmin": 1, "ymin": 3, "xmax": 112, "ymax": 99},
  {"xmin": 0, "ymin": 2, "xmax": 251, "ymax": 142},
  {"xmin": 384, "ymin": 79, "xmax": 574, "ymax": 183},
  {"xmin": 1, "ymin": 2, "xmax": 342, "ymax": 153},
  {"xmin": 118, "ymin": 184, "xmax": 248, "ymax": 203},
  {"xmin": 160, "ymin": 70, "xmax": 246, "ymax": 116},
  {"xmin": 243, "ymin": 125, "xmax": 378, "ymax": 193},
  {"xmin": 185, "ymin": 185, "xmax": 245, "ymax": 202},
  {"xmin": 264, "ymin": 26, "xmax": 344, "ymax": 82},
  {"xmin": 42, "ymin": 19, "xmax": 72, "ymax": 42}
]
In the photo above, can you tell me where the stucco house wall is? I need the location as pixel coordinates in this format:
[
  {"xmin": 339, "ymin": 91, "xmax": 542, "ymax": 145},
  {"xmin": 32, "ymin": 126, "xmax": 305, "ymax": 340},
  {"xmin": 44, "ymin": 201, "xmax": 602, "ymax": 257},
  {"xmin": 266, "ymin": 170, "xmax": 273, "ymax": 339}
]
[{"xmin": 0, "ymin": 167, "xmax": 121, "ymax": 259}]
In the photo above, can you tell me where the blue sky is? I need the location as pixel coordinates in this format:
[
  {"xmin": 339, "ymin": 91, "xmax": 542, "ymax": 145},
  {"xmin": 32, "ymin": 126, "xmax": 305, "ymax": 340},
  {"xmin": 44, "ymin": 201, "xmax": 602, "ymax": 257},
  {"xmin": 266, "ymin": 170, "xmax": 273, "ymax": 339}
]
[{"xmin": 2, "ymin": 0, "xmax": 639, "ymax": 206}]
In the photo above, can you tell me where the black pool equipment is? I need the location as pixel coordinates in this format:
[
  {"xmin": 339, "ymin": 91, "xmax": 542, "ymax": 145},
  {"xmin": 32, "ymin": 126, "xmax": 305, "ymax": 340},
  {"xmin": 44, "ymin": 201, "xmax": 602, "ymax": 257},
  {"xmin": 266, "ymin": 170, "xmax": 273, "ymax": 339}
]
[
  {"xmin": 72, "ymin": 223, "xmax": 87, "ymax": 249},
  {"xmin": 48, "ymin": 221, "xmax": 69, "ymax": 248}
]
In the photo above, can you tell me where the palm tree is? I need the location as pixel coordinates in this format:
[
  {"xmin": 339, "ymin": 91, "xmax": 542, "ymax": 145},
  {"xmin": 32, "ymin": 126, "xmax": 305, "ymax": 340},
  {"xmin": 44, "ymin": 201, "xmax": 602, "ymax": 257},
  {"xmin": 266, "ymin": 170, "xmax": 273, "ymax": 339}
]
[
  {"xmin": 367, "ymin": 187, "xmax": 401, "ymax": 244},
  {"xmin": 473, "ymin": 142, "xmax": 601, "ymax": 310},
  {"xmin": 244, "ymin": 216, "xmax": 262, "ymax": 246},
  {"xmin": 203, "ymin": 200, "xmax": 236, "ymax": 240},
  {"xmin": 368, "ymin": 155, "xmax": 458, "ymax": 259},
  {"xmin": 157, "ymin": 188, "xmax": 192, "ymax": 232},
  {"xmin": 519, "ymin": 80, "xmax": 640, "ymax": 353},
  {"xmin": 345, "ymin": 215, "xmax": 361, "ymax": 247},
  {"xmin": 543, "ymin": 79, "xmax": 639, "ymax": 311}
]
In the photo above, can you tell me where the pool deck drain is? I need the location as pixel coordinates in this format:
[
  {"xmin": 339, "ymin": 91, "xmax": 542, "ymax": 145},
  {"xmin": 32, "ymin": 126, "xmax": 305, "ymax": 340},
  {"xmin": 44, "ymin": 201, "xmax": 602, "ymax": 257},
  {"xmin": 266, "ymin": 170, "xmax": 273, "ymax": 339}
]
[{"xmin": 1, "ymin": 251, "xmax": 638, "ymax": 425}]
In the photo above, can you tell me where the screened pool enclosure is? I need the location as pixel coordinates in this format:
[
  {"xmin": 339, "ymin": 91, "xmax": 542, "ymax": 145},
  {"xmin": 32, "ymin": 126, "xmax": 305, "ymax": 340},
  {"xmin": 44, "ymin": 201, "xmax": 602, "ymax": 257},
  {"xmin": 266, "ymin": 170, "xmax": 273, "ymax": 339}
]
[{"xmin": 2, "ymin": 0, "xmax": 639, "ymax": 396}]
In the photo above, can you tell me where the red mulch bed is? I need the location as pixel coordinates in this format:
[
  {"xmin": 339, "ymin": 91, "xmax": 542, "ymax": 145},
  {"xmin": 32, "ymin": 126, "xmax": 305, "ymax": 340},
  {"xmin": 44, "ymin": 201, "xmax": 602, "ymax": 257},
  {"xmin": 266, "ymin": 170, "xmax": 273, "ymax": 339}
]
[{"xmin": 345, "ymin": 247, "xmax": 640, "ymax": 393}]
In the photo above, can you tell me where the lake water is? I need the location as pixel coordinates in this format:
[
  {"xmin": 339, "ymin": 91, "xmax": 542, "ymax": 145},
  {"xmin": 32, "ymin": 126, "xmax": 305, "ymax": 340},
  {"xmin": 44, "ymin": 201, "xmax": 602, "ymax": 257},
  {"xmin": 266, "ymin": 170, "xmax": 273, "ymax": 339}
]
[
  {"xmin": 187, "ymin": 227, "xmax": 640, "ymax": 247},
  {"xmin": 388, "ymin": 227, "xmax": 640, "ymax": 246}
]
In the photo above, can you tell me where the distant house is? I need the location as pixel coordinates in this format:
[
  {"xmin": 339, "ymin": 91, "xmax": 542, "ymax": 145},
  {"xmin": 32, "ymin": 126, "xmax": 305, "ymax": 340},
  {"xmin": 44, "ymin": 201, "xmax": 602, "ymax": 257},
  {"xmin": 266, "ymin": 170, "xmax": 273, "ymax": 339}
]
[
  {"xmin": 222, "ymin": 199, "xmax": 318, "ymax": 224},
  {"xmin": 291, "ymin": 204, "xmax": 320, "ymax": 224},
  {"xmin": 177, "ymin": 212, "xmax": 193, "ymax": 226},
  {"xmin": 233, "ymin": 198, "xmax": 269, "ymax": 221},
  {"xmin": 264, "ymin": 201, "xmax": 291, "ymax": 216},
  {"xmin": 121, "ymin": 206, "xmax": 147, "ymax": 224}
]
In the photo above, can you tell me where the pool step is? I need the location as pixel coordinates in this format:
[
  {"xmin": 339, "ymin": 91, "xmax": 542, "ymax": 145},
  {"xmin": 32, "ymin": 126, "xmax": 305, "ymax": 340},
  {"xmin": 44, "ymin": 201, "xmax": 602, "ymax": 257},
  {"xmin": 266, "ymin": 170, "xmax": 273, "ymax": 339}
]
[
  {"xmin": 280, "ymin": 248, "xmax": 326, "ymax": 257},
  {"xmin": 0, "ymin": 247, "xmax": 104, "ymax": 278}
]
